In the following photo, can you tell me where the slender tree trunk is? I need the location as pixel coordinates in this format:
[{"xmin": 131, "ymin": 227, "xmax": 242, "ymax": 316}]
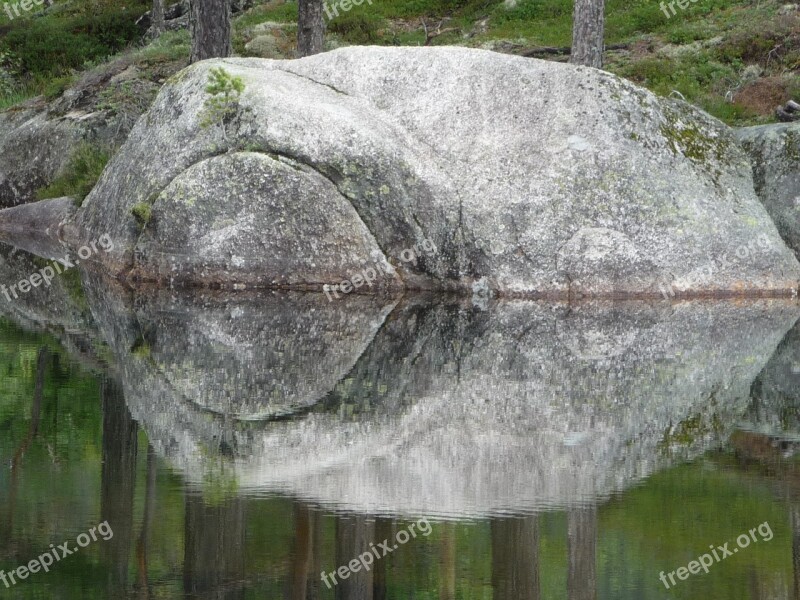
[
  {"xmin": 4, "ymin": 348, "xmax": 48, "ymax": 544},
  {"xmin": 440, "ymin": 523, "xmax": 457, "ymax": 600},
  {"xmin": 335, "ymin": 514, "xmax": 374, "ymax": 600},
  {"xmin": 567, "ymin": 508, "xmax": 597, "ymax": 600},
  {"xmin": 570, "ymin": 0, "xmax": 605, "ymax": 68},
  {"xmin": 190, "ymin": 0, "xmax": 232, "ymax": 63},
  {"xmin": 793, "ymin": 503, "xmax": 800, "ymax": 600},
  {"xmin": 287, "ymin": 502, "xmax": 323, "ymax": 600},
  {"xmin": 297, "ymin": 0, "xmax": 325, "ymax": 57},
  {"xmin": 101, "ymin": 377, "xmax": 138, "ymax": 594},
  {"xmin": 152, "ymin": 0, "xmax": 165, "ymax": 38},
  {"xmin": 184, "ymin": 494, "xmax": 245, "ymax": 598},
  {"xmin": 491, "ymin": 516, "xmax": 540, "ymax": 600},
  {"xmin": 136, "ymin": 444, "xmax": 158, "ymax": 599}
]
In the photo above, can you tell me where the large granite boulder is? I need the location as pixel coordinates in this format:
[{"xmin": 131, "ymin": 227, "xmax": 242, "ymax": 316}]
[
  {"xmin": 69, "ymin": 47, "xmax": 800, "ymax": 297},
  {"xmin": 736, "ymin": 123, "xmax": 800, "ymax": 259}
]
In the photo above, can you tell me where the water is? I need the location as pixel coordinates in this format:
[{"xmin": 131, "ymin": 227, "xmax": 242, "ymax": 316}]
[{"xmin": 0, "ymin": 246, "xmax": 798, "ymax": 599}]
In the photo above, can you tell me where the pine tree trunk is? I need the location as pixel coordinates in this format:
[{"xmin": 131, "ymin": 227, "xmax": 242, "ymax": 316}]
[
  {"xmin": 152, "ymin": 0, "xmax": 165, "ymax": 38},
  {"xmin": 297, "ymin": 0, "xmax": 325, "ymax": 57},
  {"xmin": 189, "ymin": 0, "xmax": 232, "ymax": 63},
  {"xmin": 570, "ymin": 0, "xmax": 605, "ymax": 68}
]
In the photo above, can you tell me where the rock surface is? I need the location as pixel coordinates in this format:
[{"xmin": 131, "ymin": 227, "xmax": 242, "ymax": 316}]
[
  {"xmin": 67, "ymin": 47, "xmax": 800, "ymax": 296},
  {"xmin": 0, "ymin": 58, "xmax": 161, "ymax": 208},
  {"xmin": 736, "ymin": 122, "xmax": 800, "ymax": 259}
]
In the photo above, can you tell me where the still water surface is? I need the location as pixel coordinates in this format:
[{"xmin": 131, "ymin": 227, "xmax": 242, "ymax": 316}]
[{"xmin": 0, "ymin": 248, "xmax": 798, "ymax": 599}]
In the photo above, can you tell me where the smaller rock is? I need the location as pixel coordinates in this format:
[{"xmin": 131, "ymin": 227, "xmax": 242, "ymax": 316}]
[
  {"xmin": 776, "ymin": 100, "xmax": 800, "ymax": 122},
  {"xmin": 244, "ymin": 34, "xmax": 284, "ymax": 59}
]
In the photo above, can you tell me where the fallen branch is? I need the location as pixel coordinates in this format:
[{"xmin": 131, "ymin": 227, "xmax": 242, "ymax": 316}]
[
  {"xmin": 420, "ymin": 18, "xmax": 461, "ymax": 45},
  {"xmin": 521, "ymin": 43, "xmax": 630, "ymax": 57}
]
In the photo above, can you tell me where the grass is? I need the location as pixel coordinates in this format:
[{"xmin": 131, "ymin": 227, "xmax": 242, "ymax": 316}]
[
  {"xmin": 132, "ymin": 29, "xmax": 191, "ymax": 65},
  {"xmin": 35, "ymin": 142, "xmax": 111, "ymax": 205},
  {"xmin": 0, "ymin": 0, "xmax": 149, "ymax": 110},
  {"xmin": 0, "ymin": 0, "xmax": 797, "ymax": 126},
  {"xmin": 239, "ymin": 0, "xmax": 793, "ymax": 125},
  {"xmin": 130, "ymin": 202, "xmax": 152, "ymax": 227}
]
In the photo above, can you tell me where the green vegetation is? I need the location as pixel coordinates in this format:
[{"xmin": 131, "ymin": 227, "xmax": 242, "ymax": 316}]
[
  {"xmin": 327, "ymin": 12, "xmax": 385, "ymax": 44},
  {"xmin": 132, "ymin": 28, "xmax": 191, "ymax": 65},
  {"xmin": 231, "ymin": 0, "xmax": 797, "ymax": 124},
  {"xmin": 0, "ymin": 0, "xmax": 149, "ymax": 106},
  {"xmin": 200, "ymin": 66, "xmax": 246, "ymax": 139},
  {"xmin": 0, "ymin": 0, "xmax": 797, "ymax": 124},
  {"xmin": 131, "ymin": 201, "xmax": 153, "ymax": 226},
  {"xmin": 35, "ymin": 142, "xmax": 111, "ymax": 205}
]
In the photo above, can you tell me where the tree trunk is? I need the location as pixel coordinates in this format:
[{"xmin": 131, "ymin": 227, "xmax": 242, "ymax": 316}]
[
  {"xmin": 100, "ymin": 377, "xmax": 138, "ymax": 594},
  {"xmin": 793, "ymin": 503, "xmax": 800, "ymax": 600},
  {"xmin": 190, "ymin": 0, "xmax": 232, "ymax": 63},
  {"xmin": 297, "ymin": 0, "xmax": 325, "ymax": 57},
  {"xmin": 335, "ymin": 514, "xmax": 374, "ymax": 600},
  {"xmin": 152, "ymin": 0, "xmax": 165, "ymax": 38},
  {"xmin": 567, "ymin": 508, "xmax": 597, "ymax": 600},
  {"xmin": 570, "ymin": 0, "xmax": 605, "ymax": 68},
  {"xmin": 491, "ymin": 516, "xmax": 540, "ymax": 600},
  {"xmin": 184, "ymin": 494, "xmax": 245, "ymax": 598}
]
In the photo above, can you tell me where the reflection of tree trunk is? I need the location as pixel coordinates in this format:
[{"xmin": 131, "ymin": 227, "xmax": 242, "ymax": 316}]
[
  {"xmin": 793, "ymin": 504, "xmax": 800, "ymax": 600},
  {"xmin": 440, "ymin": 522, "xmax": 457, "ymax": 600},
  {"xmin": 184, "ymin": 494, "xmax": 245, "ymax": 599},
  {"xmin": 568, "ymin": 508, "xmax": 597, "ymax": 600},
  {"xmin": 101, "ymin": 377, "xmax": 138, "ymax": 593},
  {"xmin": 335, "ymin": 515, "xmax": 374, "ymax": 600},
  {"xmin": 4, "ymin": 347, "xmax": 48, "ymax": 543},
  {"xmin": 136, "ymin": 444, "xmax": 158, "ymax": 599},
  {"xmin": 287, "ymin": 502, "xmax": 323, "ymax": 600},
  {"xmin": 373, "ymin": 518, "xmax": 392, "ymax": 600},
  {"xmin": 491, "ymin": 516, "xmax": 540, "ymax": 600}
]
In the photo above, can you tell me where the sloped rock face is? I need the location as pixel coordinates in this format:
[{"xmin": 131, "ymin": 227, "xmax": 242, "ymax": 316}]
[
  {"xmin": 736, "ymin": 123, "xmax": 800, "ymax": 259},
  {"xmin": 0, "ymin": 60, "xmax": 160, "ymax": 208},
  {"xmin": 72, "ymin": 47, "xmax": 800, "ymax": 296},
  {"xmin": 0, "ymin": 107, "xmax": 88, "ymax": 207}
]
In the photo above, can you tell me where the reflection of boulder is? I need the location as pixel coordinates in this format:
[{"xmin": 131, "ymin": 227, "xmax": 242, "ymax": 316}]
[
  {"xmin": 743, "ymin": 317, "xmax": 800, "ymax": 438},
  {"xmin": 0, "ymin": 243, "xmax": 94, "ymax": 336},
  {"xmin": 82, "ymin": 274, "xmax": 397, "ymax": 420},
  {"xmin": 96, "ymin": 284, "xmax": 798, "ymax": 517}
]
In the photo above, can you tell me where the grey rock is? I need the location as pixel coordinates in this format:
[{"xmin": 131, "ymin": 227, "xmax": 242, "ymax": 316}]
[
  {"xmin": 0, "ymin": 57, "xmax": 160, "ymax": 208},
  {"xmin": 0, "ymin": 107, "xmax": 88, "ymax": 207},
  {"xmin": 244, "ymin": 34, "xmax": 285, "ymax": 59},
  {"xmin": 736, "ymin": 122, "xmax": 800, "ymax": 258},
  {"xmin": 66, "ymin": 47, "xmax": 800, "ymax": 296},
  {"xmin": 744, "ymin": 318, "xmax": 800, "ymax": 438}
]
